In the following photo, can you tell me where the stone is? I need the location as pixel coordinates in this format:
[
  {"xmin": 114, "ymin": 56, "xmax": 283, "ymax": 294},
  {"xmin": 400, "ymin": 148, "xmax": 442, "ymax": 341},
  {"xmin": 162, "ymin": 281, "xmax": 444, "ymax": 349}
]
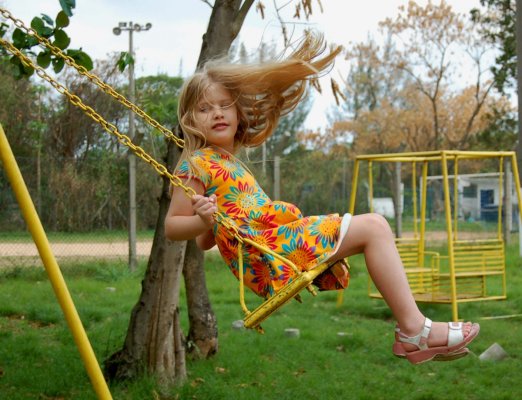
[
  {"xmin": 231, "ymin": 320, "xmax": 245, "ymax": 330},
  {"xmin": 284, "ymin": 328, "xmax": 300, "ymax": 338},
  {"xmin": 479, "ymin": 343, "xmax": 508, "ymax": 362}
]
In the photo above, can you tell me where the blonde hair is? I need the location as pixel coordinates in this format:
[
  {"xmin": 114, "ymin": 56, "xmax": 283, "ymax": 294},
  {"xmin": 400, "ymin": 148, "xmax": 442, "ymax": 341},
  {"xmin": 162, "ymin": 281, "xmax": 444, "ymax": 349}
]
[{"xmin": 176, "ymin": 32, "xmax": 342, "ymax": 174}]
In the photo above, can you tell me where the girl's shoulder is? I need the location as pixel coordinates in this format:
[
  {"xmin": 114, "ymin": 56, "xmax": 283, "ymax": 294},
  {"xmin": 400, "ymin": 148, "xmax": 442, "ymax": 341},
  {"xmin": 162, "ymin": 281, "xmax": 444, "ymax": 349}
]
[
  {"xmin": 190, "ymin": 146, "xmax": 223, "ymax": 159},
  {"xmin": 190, "ymin": 146, "xmax": 240, "ymax": 163},
  {"xmin": 181, "ymin": 147, "xmax": 227, "ymax": 174}
]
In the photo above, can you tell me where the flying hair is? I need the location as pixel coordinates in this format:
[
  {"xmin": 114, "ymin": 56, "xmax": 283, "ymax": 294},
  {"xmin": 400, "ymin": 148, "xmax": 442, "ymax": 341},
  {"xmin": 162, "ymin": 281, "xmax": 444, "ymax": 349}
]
[{"xmin": 176, "ymin": 31, "xmax": 342, "ymax": 176}]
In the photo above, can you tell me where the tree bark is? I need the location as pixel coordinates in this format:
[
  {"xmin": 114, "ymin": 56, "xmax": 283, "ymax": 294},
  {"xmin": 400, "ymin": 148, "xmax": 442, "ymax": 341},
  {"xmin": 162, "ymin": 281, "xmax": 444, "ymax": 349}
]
[
  {"xmin": 104, "ymin": 138, "xmax": 187, "ymax": 384},
  {"xmin": 183, "ymin": 239, "xmax": 218, "ymax": 359}
]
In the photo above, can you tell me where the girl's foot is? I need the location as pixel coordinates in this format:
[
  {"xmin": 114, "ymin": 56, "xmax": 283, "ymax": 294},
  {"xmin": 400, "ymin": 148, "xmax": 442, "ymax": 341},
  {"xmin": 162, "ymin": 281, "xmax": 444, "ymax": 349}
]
[{"xmin": 394, "ymin": 318, "xmax": 480, "ymax": 364}]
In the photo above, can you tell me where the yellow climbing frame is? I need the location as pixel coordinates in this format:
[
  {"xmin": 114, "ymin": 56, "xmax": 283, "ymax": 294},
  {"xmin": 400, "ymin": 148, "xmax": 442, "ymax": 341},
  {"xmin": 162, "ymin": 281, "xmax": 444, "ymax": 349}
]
[{"xmin": 343, "ymin": 150, "xmax": 522, "ymax": 321}]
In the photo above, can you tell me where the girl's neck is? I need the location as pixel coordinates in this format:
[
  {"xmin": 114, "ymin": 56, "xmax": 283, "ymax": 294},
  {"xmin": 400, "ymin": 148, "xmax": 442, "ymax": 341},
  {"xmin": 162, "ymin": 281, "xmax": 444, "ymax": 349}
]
[{"xmin": 209, "ymin": 144, "xmax": 237, "ymax": 156}]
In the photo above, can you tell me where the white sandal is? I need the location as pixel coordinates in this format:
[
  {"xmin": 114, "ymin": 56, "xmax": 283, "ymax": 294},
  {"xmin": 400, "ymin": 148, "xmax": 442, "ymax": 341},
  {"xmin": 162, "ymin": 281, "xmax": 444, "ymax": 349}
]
[{"xmin": 393, "ymin": 318, "xmax": 479, "ymax": 364}]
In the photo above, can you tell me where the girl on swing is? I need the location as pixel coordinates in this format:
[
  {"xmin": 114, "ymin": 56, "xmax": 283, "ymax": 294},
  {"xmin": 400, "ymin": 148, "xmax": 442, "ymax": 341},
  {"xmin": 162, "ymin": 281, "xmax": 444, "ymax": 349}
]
[{"xmin": 164, "ymin": 32, "xmax": 479, "ymax": 364}]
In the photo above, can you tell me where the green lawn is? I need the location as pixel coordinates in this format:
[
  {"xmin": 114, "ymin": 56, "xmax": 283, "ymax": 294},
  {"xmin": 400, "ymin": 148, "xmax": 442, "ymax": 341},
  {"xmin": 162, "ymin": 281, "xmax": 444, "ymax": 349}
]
[
  {"xmin": 0, "ymin": 247, "xmax": 521, "ymax": 399},
  {"xmin": 0, "ymin": 230, "xmax": 155, "ymax": 243}
]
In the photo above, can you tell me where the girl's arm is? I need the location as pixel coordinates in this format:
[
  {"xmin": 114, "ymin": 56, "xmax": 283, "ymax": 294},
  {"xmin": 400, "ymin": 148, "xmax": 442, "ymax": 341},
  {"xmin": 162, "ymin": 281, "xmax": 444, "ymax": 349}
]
[
  {"xmin": 164, "ymin": 180, "xmax": 217, "ymax": 249},
  {"xmin": 196, "ymin": 228, "xmax": 216, "ymax": 250}
]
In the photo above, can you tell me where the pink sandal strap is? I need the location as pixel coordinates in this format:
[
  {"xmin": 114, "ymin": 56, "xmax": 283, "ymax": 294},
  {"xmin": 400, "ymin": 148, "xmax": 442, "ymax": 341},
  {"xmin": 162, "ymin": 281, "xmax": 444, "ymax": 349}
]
[{"xmin": 396, "ymin": 318, "xmax": 432, "ymax": 351}]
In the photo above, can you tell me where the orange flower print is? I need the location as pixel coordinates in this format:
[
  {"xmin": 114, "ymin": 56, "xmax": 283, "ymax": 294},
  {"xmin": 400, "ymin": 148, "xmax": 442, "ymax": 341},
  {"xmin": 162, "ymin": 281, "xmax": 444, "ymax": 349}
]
[
  {"xmin": 209, "ymin": 156, "xmax": 245, "ymax": 182},
  {"xmin": 281, "ymin": 237, "xmax": 317, "ymax": 270},
  {"xmin": 310, "ymin": 216, "xmax": 339, "ymax": 249},
  {"xmin": 250, "ymin": 258, "xmax": 273, "ymax": 296},
  {"xmin": 223, "ymin": 181, "xmax": 267, "ymax": 216}
]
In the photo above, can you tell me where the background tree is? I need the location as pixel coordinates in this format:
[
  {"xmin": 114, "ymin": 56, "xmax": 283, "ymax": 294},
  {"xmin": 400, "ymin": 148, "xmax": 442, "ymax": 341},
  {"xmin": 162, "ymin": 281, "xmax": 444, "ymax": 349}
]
[
  {"xmin": 323, "ymin": 1, "xmax": 513, "ymax": 223},
  {"xmin": 470, "ymin": 0, "xmax": 520, "ymax": 179},
  {"xmin": 471, "ymin": 0, "xmax": 516, "ymax": 94},
  {"xmin": 332, "ymin": 2, "xmax": 511, "ymax": 154}
]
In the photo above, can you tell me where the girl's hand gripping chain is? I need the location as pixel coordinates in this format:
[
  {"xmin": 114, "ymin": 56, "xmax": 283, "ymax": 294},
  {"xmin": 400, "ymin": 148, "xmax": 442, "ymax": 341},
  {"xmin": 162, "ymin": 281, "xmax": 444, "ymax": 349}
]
[{"xmin": 192, "ymin": 194, "xmax": 217, "ymax": 228}]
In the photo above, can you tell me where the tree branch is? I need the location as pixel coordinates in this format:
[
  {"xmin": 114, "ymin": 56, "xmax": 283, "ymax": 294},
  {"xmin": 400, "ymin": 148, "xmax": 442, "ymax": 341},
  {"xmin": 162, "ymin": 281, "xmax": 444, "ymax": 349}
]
[
  {"xmin": 234, "ymin": 0, "xmax": 256, "ymax": 31},
  {"xmin": 273, "ymin": 0, "xmax": 289, "ymax": 47}
]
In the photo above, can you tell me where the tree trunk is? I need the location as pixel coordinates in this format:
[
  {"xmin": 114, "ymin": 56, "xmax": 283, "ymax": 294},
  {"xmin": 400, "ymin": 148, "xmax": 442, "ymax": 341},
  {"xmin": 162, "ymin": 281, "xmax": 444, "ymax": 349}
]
[
  {"xmin": 183, "ymin": 239, "xmax": 218, "ymax": 359},
  {"xmin": 179, "ymin": 0, "xmax": 254, "ymax": 360},
  {"xmin": 105, "ymin": 0, "xmax": 256, "ymax": 384},
  {"xmin": 104, "ymin": 139, "xmax": 187, "ymax": 384}
]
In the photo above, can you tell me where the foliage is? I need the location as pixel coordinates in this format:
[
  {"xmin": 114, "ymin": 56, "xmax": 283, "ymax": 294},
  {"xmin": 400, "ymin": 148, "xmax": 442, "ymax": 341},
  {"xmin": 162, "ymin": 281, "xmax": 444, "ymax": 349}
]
[
  {"xmin": 135, "ymin": 74, "xmax": 183, "ymax": 130},
  {"xmin": 3, "ymin": 7, "xmax": 92, "ymax": 78},
  {"xmin": 58, "ymin": 0, "xmax": 76, "ymax": 17},
  {"xmin": 330, "ymin": 0, "xmax": 513, "ymax": 157},
  {"xmin": 0, "ymin": 58, "xmax": 42, "ymax": 157},
  {"xmin": 471, "ymin": 0, "xmax": 517, "ymax": 94},
  {"xmin": 116, "ymin": 51, "xmax": 133, "ymax": 72}
]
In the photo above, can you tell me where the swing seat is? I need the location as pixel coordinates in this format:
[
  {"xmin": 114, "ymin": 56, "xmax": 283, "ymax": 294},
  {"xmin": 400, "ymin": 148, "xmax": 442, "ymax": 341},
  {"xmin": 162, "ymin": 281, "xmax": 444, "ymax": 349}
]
[{"xmin": 243, "ymin": 260, "xmax": 334, "ymax": 330}]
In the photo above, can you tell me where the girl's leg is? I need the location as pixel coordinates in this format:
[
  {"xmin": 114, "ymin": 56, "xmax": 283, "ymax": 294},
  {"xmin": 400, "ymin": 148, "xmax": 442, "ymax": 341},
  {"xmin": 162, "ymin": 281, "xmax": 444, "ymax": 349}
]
[{"xmin": 330, "ymin": 213, "xmax": 473, "ymax": 349}]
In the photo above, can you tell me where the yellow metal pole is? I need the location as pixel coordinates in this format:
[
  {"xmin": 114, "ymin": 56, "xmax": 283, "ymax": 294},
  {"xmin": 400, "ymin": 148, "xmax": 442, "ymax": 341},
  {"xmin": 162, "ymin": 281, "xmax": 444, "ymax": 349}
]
[
  {"xmin": 348, "ymin": 159, "xmax": 360, "ymax": 214},
  {"xmin": 441, "ymin": 152, "xmax": 459, "ymax": 321},
  {"xmin": 498, "ymin": 157, "xmax": 504, "ymax": 240},
  {"xmin": 0, "ymin": 124, "xmax": 112, "ymax": 400},
  {"xmin": 453, "ymin": 157, "xmax": 459, "ymax": 241},
  {"xmin": 510, "ymin": 154, "xmax": 522, "ymax": 261},
  {"xmin": 368, "ymin": 161, "xmax": 374, "ymax": 212},
  {"xmin": 419, "ymin": 162, "xmax": 428, "ymax": 270},
  {"xmin": 510, "ymin": 153, "xmax": 522, "ymax": 217},
  {"xmin": 412, "ymin": 162, "xmax": 418, "ymax": 239},
  {"xmin": 340, "ymin": 158, "xmax": 361, "ymax": 306}
]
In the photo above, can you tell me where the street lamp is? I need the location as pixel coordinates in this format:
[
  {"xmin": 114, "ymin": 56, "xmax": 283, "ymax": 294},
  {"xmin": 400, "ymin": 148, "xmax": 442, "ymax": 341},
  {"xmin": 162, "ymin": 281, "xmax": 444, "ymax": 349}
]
[{"xmin": 113, "ymin": 21, "xmax": 152, "ymax": 271}]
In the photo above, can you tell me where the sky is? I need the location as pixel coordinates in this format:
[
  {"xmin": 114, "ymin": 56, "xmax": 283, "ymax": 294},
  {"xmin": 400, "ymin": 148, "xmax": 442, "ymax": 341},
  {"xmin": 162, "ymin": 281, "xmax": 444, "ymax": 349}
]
[{"xmin": 1, "ymin": 0, "xmax": 485, "ymax": 130}]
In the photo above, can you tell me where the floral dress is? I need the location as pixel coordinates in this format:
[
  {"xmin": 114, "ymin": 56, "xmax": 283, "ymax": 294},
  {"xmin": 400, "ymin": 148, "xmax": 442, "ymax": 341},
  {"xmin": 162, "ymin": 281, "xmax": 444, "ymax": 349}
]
[{"xmin": 176, "ymin": 146, "xmax": 351, "ymax": 298}]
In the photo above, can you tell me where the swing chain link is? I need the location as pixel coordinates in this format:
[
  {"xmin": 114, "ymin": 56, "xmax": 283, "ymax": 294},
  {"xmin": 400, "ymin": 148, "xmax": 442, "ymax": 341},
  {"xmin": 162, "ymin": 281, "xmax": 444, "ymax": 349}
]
[
  {"xmin": 0, "ymin": 35, "xmax": 198, "ymax": 200},
  {"xmin": 0, "ymin": 12, "xmax": 245, "ymax": 239},
  {"xmin": 0, "ymin": 7, "xmax": 185, "ymax": 149}
]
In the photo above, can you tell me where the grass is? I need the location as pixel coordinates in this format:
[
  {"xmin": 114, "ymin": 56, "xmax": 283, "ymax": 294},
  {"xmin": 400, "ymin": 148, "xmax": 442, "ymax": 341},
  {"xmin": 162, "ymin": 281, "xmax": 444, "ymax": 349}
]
[
  {"xmin": 0, "ymin": 230, "xmax": 155, "ymax": 243},
  {"xmin": 0, "ymin": 249, "xmax": 522, "ymax": 399}
]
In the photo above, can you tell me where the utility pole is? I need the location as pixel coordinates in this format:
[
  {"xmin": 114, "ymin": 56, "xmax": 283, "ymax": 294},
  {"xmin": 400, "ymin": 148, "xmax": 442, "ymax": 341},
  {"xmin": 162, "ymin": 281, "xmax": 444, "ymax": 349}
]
[
  {"xmin": 113, "ymin": 21, "xmax": 152, "ymax": 271},
  {"xmin": 515, "ymin": 0, "xmax": 522, "ymax": 256},
  {"xmin": 515, "ymin": 0, "xmax": 522, "ymax": 184}
]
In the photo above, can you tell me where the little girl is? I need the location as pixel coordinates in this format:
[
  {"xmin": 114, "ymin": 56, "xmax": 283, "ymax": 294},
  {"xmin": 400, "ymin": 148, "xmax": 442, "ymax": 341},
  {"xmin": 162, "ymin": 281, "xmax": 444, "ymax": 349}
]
[{"xmin": 164, "ymin": 33, "xmax": 479, "ymax": 364}]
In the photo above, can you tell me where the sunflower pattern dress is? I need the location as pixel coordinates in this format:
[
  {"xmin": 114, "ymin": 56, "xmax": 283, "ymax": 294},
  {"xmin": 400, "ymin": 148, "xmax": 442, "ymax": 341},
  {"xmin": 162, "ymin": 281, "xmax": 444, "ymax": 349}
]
[{"xmin": 175, "ymin": 146, "xmax": 351, "ymax": 298}]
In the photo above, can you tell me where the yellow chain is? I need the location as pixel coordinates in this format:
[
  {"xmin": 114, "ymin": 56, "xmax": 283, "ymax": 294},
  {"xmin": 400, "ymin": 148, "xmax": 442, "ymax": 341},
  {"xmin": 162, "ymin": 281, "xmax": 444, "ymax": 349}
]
[
  {"xmin": 0, "ymin": 7, "xmax": 184, "ymax": 149},
  {"xmin": 0, "ymin": 35, "xmax": 243, "ymax": 239},
  {"xmin": 0, "ymin": 9, "xmax": 247, "ymax": 242}
]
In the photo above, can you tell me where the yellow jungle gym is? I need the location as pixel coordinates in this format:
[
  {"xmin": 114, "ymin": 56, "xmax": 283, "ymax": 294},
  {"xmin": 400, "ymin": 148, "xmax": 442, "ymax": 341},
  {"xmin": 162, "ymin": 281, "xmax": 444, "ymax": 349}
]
[{"xmin": 344, "ymin": 150, "xmax": 522, "ymax": 321}]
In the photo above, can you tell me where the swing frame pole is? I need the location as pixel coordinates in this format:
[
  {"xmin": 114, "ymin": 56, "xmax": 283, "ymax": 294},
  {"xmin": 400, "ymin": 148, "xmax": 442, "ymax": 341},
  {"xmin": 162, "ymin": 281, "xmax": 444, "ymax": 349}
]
[{"xmin": 0, "ymin": 124, "xmax": 112, "ymax": 400}]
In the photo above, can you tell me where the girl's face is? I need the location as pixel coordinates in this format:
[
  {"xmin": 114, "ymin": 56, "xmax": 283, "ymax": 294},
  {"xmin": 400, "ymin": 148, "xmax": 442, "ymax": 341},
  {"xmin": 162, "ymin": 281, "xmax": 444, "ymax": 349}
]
[{"xmin": 193, "ymin": 82, "xmax": 239, "ymax": 153}]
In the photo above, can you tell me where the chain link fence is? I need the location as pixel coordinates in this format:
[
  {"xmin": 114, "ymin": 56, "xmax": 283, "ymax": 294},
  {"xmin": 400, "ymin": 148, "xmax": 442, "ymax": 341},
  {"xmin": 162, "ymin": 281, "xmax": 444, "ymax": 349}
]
[
  {"xmin": 1, "ymin": 152, "xmax": 507, "ymax": 268},
  {"xmin": 1, "ymin": 154, "xmax": 160, "ymax": 268}
]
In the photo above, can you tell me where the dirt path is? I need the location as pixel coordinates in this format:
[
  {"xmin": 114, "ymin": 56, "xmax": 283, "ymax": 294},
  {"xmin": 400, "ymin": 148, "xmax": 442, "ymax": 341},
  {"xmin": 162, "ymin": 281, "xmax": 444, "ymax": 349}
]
[
  {"xmin": 0, "ymin": 230, "xmax": 497, "ymax": 260},
  {"xmin": 0, "ymin": 241, "xmax": 153, "ymax": 257}
]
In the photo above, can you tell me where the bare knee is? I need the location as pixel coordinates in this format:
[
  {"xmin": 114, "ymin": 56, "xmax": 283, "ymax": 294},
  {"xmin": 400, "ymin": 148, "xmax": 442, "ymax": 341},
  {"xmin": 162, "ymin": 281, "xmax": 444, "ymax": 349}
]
[
  {"xmin": 333, "ymin": 213, "xmax": 393, "ymax": 259},
  {"xmin": 362, "ymin": 213, "xmax": 393, "ymax": 238}
]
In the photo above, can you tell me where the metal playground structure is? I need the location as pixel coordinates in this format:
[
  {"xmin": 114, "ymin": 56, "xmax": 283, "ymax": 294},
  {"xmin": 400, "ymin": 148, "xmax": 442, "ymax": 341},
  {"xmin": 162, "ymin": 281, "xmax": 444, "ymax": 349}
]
[{"xmin": 345, "ymin": 150, "xmax": 522, "ymax": 321}]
